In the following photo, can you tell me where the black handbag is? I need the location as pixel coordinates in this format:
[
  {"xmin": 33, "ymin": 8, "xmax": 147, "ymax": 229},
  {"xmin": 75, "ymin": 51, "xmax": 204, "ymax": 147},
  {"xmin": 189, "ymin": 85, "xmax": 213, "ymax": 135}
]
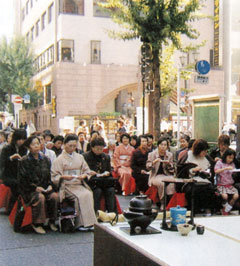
[
  {"xmin": 87, "ymin": 177, "xmax": 117, "ymax": 189},
  {"xmin": 13, "ymin": 199, "xmax": 25, "ymax": 232}
]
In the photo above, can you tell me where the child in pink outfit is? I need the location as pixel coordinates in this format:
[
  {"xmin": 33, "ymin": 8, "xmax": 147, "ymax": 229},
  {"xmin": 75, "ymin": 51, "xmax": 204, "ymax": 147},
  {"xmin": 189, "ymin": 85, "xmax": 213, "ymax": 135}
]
[{"xmin": 214, "ymin": 149, "xmax": 239, "ymax": 215}]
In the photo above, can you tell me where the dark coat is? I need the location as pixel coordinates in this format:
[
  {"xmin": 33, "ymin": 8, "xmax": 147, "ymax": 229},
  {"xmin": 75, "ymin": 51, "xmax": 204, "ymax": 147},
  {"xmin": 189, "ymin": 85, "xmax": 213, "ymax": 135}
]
[
  {"xmin": 18, "ymin": 153, "xmax": 53, "ymax": 203},
  {"xmin": 51, "ymin": 146, "xmax": 62, "ymax": 157},
  {"xmin": 83, "ymin": 151, "xmax": 111, "ymax": 174},
  {"xmin": 131, "ymin": 148, "xmax": 149, "ymax": 177},
  {"xmin": 0, "ymin": 144, "xmax": 27, "ymax": 187},
  {"xmin": 131, "ymin": 148, "xmax": 149, "ymax": 192}
]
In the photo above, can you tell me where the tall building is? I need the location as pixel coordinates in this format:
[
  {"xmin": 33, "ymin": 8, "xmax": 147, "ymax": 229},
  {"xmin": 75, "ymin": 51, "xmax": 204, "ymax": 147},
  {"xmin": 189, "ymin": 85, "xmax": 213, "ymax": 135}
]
[
  {"xmin": 14, "ymin": 0, "xmax": 239, "ymax": 138},
  {"xmin": 14, "ymin": 0, "xmax": 141, "ymax": 134}
]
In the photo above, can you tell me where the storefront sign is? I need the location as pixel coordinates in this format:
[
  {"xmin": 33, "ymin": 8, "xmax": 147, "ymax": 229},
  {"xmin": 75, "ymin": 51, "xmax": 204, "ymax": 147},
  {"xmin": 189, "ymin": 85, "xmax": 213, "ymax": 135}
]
[
  {"xmin": 214, "ymin": 0, "xmax": 220, "ymax": 66},
  {"xmin": 194, "ymin": 75, "xmax": 209, "ymax": 84}
]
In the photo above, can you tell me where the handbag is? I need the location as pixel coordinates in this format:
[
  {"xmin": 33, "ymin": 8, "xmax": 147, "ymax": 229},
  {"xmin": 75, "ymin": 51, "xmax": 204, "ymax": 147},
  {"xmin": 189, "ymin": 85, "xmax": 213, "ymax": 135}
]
[
  {"xmin": 13, "ymin": 199, "xmax": 26, "ymax": 232},
  {"xmin": 87, "ymin": 176, "xmax": 117, "ymax": 189}
]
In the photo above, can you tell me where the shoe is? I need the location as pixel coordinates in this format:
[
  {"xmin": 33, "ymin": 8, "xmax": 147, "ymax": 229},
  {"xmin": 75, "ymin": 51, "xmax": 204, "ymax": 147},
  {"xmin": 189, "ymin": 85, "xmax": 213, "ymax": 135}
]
[
  {"xmin": 221, "ymin": 209, "xmax": 229, "ymax": 216},
  {"xmin": 204, "ymin": 213, "xmax": 212, "ymax": 217},
  {"xmin": 49, "ymin": 223, "xmax": 58, "ymax": 232},
  {"xmin": 78, "ymin": 226, "xmax": 94, "ymax": 232},
  {"xmin": 32, "ymin": 224, "xmax": 46, "ymax": 234},
  {"xmin": 87, "ymin": 226, "xmax": 94, "ymax": 232},
  {"xmin": 122, "ymin": 191, "xmax": 126, "ymax": 196},
  {"xmin": 203, "ymin": 209, "xmax": 212, "ymax": 217}
]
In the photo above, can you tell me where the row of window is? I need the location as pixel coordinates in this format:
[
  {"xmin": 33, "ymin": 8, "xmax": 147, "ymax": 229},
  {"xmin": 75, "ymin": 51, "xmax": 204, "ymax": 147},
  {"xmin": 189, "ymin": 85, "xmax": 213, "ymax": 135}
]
[
  {"xmin": 34, "ymin": 40, "xmax": 101, "ymax": 74},
  {"xmin": 35, "ymin": 45, "xmax": 54, "ymax": 73},
  {"xmin": 26, "ymin": 2, "xmax": 54, "ymax": 42},
  {"xmin": 22, "ymin": 0, "xmax": 36, "ymax": 20},
  {"xmin": 22, "ymin": 0, "xmax": 110, "ymax": 22}
]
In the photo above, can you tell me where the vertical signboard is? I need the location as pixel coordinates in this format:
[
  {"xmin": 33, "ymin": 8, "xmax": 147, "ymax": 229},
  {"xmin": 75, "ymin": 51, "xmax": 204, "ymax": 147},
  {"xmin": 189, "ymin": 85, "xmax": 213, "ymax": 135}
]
[
  {"xmin": 214, "ymin": 0, "xmax": 220, "ymax": 66},
  {"xmin": 193, "ymin": 100, "xmax": 220, "ymax": 142}
]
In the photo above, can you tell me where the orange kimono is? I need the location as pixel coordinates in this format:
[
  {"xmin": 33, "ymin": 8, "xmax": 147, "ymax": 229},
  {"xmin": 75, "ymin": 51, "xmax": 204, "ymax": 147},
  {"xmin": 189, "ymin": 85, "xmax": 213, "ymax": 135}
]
[{"xmin": 113, "ymin": 144, "xmax": 135, "ymax": 195}]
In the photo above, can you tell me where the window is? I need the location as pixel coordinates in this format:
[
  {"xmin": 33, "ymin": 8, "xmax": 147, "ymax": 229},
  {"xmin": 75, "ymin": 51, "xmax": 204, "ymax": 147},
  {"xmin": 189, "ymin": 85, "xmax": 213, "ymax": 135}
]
[
  {"xmin": 41, "ymin": 12, "xmax": 46, "ymax": 30},
  {"xmin": 91, "ymin": 41, "xmax": 101, "ymax": 64},
  {"xmin": 48, "ymin": 3, "xmax": 54, "ymax": 23},
  {"xmin": 26, "ymin": 1, "xmax": 29, "ymax": 15},
  {"xmin": 22, "ymin": 8, "xmax": 25, "ymax": 21},
  {"xmin": 45, "ymin": 84, "xmax": 52, "ymax": 104},
  {"xmin": 57, "ymin": 40, "xmax": 74, "ymax": 62},
  {"xmin": 59, "ymin": 0, "xmax": 84, "ymax": 15},
  {"xmin": 26, "ymin": 32, "xmax": 30, "ymax": 41},
  {"xmin": 47, "ymin": 45, "xmax": 54, "ymax": 66},
  {"xmin": 35, "ymin": 45, "xmax": 54, "ymax": 73},
  {"xmin": 30, "ymin": 26, "xmax": 34, "ymax": 41},
  {"xmin": 35, "ymin": 20, "xmax": 40, "ymax": 37},
  {"xmin": 93, "ymin": 0, "xmax": 110, "ymax": 17}
]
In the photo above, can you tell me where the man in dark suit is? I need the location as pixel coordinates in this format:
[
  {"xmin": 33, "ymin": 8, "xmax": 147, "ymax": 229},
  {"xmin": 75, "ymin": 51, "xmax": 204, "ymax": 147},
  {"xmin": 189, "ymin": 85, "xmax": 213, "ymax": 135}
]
[{"xmin": 83, "ymin": 137, "xmax": 116, "ymax": 213}]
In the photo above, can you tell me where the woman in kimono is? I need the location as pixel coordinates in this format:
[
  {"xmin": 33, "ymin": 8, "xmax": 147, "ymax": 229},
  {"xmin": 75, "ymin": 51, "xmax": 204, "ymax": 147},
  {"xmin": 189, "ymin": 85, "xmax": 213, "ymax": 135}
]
[
  {"xmin": 131, "ymin": 135, "xmax": 150, "ymax": 194},
  {"xmin": 146, "ymin": 137, "xmax": 175, "ymax": 209},
  {"xmin": 18, "ymin": 136, "xmax": 58, "ymax": 234},
  {"xmin": 51, "ymin": 134, "xmax": 97, "ymax": 231},
  {"xmin": 113, "ymin": 133, "xmax": 135, "ymax": 195}
]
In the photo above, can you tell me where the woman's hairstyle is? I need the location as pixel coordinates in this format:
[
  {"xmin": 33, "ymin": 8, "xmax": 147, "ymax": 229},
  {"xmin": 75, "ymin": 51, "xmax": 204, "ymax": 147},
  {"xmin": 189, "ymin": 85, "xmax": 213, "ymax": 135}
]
[
  {"xmin": 130, "ymin": 135, "xmax": 138, "ymax": 141},
  {"xmin": 90, "ymin": 130, "xmax": 100, "ymax": 137},
  {"xmin": 90, "ymin": 137, "xmax": 105, "ymax": 148},
  {"xmin": 11, "ymin": 129, "xmax": 27, "ymax": 145},
  {"xmin": 139, "ymin": 134, "xmax": 148, "ymax": 141},
  {"xmin": 63, "ymin": 134, "xmax": 78, "ymax": 144},
  {"xmin": 218, "ymin": 134, "xmax": 230, "ymax": 146},
  {"xmin": 53, "ymin": 135, "xmax": 64, "ymax": 143},
  {"xmin": 192, "ymin": 139, "xmax": 209, "ymax": 156},
  {"xmin": 188, "ymin": 139, "xmax": 196, "ymax": 149},
  {"xmin": 120, "ymin": 133, "xmax": 131, "ymax": 142},
  {"xmin": 157, "ymin": 137, "xmax": 169, "ymax": 147},
  {"xmin": 180, "ymin": 134, "xmax": 190, "ymax": 143},
  {"xmin": 24, "ymin": 136, "xmax": 40, "ymax": 148},
  {"xmin": 222, "ymin": 148, "xmax": 236, "ymax": 163},
  {"xmin": 146, "ymin": 133, "xmax": 154, "ymax": 140},
  {"xmin": 77, "ymin": 131, "xmax": 85, "ymax": 136},
  {"xmin": 43, "ymin": 129, "xmax": 54, "ymax": 140},
  {"xmin": 79, "ymin": 120, "xmax": 86, "ymax": 126}
]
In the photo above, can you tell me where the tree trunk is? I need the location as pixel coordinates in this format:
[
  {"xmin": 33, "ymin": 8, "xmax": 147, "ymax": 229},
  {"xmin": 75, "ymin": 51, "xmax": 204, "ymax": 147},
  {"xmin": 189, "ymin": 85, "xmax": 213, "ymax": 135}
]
[{"xmin": 152, "ymin": 48, "xmax": 161, "ymax": 140}]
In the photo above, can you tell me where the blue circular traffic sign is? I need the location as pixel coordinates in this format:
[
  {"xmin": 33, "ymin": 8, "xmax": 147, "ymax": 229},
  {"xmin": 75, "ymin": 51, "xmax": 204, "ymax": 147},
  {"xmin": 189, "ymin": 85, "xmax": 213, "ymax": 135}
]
[{"xmin": 195, "ymin": 60, "xmax": 210, "ymax": 75}]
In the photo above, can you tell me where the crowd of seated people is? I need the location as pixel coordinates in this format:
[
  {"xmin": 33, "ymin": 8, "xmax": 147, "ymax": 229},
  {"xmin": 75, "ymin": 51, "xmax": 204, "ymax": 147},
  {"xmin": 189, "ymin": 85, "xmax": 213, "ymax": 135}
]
[{"xmin": 0, "ymin": 118, "xmax": 240, "ymax": 235}]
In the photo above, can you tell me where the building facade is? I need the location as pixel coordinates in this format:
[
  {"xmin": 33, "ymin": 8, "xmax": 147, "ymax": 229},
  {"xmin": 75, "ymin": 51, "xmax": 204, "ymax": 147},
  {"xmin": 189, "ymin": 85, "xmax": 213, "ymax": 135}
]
[{"xmin": 14, "ymin": 0, "xmax": 237, "ymax": 136}]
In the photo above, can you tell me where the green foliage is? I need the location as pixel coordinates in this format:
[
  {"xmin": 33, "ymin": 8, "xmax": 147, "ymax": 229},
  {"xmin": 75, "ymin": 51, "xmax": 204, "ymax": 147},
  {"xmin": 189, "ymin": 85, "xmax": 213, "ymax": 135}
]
[
  {"xmin": 160, "ymin": 45, "xmax": 177, "ymax": 96},
  {"xmin": 101, "ymin": 0, "xmax": 203, "ymax": 47},
  {"xmin": 0, "ymin": 36, "xmax": 38, "ymax": 111},
  {"xmin": 99, "ymin": 0, "xmax": 205, "ymax": 138}
]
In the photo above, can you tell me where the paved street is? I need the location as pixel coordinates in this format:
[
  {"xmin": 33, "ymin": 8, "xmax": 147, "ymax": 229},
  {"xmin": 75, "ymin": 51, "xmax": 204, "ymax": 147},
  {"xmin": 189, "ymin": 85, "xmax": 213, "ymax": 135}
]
[{"xmin": 0, "ymin": 195, "xmax": 132, "ymax": 266}]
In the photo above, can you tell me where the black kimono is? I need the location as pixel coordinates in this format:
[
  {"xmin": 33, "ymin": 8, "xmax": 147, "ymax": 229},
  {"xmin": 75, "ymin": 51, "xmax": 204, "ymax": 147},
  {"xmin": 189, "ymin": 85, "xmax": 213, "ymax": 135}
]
[{"xmin": 131, "ymin": 148, "xmax": 149, "ymax": 193}]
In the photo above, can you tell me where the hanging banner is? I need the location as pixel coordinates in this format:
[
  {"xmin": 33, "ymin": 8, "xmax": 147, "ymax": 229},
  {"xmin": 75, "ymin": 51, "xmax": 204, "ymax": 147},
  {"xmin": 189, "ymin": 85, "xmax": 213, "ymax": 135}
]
[{"xmin": 214, "ymin": 0, "xmax": 220, "ymax": 66}]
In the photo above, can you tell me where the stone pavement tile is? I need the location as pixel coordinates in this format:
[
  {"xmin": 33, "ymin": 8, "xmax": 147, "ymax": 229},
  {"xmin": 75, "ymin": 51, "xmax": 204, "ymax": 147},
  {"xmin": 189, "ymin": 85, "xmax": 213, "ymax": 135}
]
[
  {"xmin": 0, "ymin": 242, "xmax": 93, "ymax": 266},
  {"xmin": 0, "ymin": 211, "xmax": 93, "ymax": 266}
]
